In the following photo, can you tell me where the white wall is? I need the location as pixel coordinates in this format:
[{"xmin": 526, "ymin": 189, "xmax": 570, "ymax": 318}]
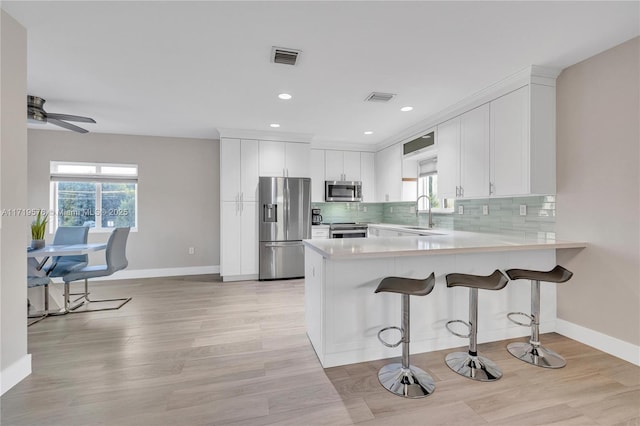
[
  {"xmin": 1, "ymin": 10, "xmax": 30, "ymax": 394},
  {"xmin": 556, "ymin": 37, "xmax": 640, "ymax": 348},
  {"xmin": 28, "ymin": 130, "xmax": 220, "ymax": 274}
]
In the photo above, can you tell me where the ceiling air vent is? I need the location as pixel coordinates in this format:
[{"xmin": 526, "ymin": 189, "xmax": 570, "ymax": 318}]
[
  {"xmin": 365, "ymin": 92, "xmax": 396, "ymax": 102},
  {"xmin": 271, "ymin": 47, "xmax": 301, "ymax": 66}
]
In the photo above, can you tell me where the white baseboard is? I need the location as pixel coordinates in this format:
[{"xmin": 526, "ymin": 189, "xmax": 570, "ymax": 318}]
[
  {"xmin": 50, "ymin": 265, "xmax": 220, "ymax": 283},
  {"xmin": 556, "ymin": 319, "xmax": 640, "ymax": 366},
  {"xmin": 1, "ymin": 354, "xmax": 32, "ymax": 395}
]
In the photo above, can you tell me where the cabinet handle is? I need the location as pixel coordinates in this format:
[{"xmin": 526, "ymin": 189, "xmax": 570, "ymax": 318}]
[
  {"xmin": 455, "ymin": 186, "xmax": 459, "ymax": 197},
  {"xmin": 460, "ymin": 186, "xmax": 464, "ymax": 197},
  {"xmin": 489, "ymin": 182, "xmax": 494, "ymax": 195}
]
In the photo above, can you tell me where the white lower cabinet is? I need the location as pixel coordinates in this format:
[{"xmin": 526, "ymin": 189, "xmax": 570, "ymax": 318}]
[
  {"xmin": 220, "ymin": 201, "xmax": 258, "ymax": 280},
  {"xmin": 311, "ymin": 226, "xmax": 330, "ymax": 239}
]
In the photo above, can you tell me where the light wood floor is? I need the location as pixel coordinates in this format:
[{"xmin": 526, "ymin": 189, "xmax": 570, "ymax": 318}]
[{"xmin": 2, "ymin": 276, "xmax": 639, "ymax": 425}]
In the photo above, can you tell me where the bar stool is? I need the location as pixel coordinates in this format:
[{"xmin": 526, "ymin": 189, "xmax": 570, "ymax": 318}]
[
  {"xmin": 445, "ymin": 269, "xmax": 509, "ymax": 382},
  {"xmin": 375, "ymin": 272, "xmax": 436, "ymax": 398},
  {"xmin": 505, "ymin": 265, "xmax": 573, "ymax": 368}
]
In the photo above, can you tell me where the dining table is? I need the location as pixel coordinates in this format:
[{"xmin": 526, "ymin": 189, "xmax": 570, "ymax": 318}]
[{"xmin": 27, "ymin": 243, "xmax": 107, "ymax": 314}]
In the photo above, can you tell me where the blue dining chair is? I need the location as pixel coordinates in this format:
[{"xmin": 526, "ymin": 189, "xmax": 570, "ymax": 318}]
[
  {"xmin": 46, "ymin": 226, "xmax": 90, "ymax": 277},
  {"xmin": 62, "ymin": 227, "xmax": 132, "ymax": 312},
  {"xmin": 27, "ymin": 258, "xmax": 51, "ymax": 326}
]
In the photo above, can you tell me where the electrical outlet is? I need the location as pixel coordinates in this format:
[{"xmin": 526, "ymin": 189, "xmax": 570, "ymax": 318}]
[
  {"xmin": 410, "ymin": 206, "xmax": 416, "ymax": 214},
  {"xmin": 188, "ymin": 247, "xmax": 195, "ymax": 255},
  {"xmin": 458, "ymin": 205, "xmax": 464, "ymax": 215},
  {"xmin": 363, "ymin": 206, "xmax": 368, "ymax": 212},
  {"xmin": 390, "ymin": 207, "xmax": 393, "ymax": 213},
  {"xmin": 519, "ymin": 205, "xmax": 527, "ymax": 216},
  {"xmin": 483, "ymin": 205, "xmax": 489, "ymax": 215}
]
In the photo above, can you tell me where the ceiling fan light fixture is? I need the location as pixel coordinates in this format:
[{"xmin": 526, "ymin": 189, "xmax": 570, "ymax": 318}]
[{"xmin": 26, "ymin": 95, "xmax": 96, "ymax": 133}]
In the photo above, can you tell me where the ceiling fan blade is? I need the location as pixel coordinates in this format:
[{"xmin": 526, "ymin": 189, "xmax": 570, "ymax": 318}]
[
  {"xmin": 46, "ymin": 112, "xmax": 96, "ymax": 123},
  {"xmin": 48, "ymin": 118, "xmax": 89, "ymax": 134}
]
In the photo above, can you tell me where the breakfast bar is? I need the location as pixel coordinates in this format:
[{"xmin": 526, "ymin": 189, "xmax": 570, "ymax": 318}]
[{"xmin": 303, "ymin": 229, "xmax": 586, "ymax": 368}]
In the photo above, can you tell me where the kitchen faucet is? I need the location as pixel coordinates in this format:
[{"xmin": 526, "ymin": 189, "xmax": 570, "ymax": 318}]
[{"xmin": 415, "ymin": 195, "xmax": 434, "ymax": 228}]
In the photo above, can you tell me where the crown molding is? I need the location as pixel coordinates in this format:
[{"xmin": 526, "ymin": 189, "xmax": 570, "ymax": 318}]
[
  {"xmin": 217, "ymin": 128, "xmax": 313, "ymax": 143},
  {"xmin": 310, "ymin": 140, "xmax": 378, "ymax": 152}
]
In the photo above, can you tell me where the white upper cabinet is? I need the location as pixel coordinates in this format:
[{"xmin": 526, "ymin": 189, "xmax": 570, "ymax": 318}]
[
  {"xmin": 436, "ymin": 82, "xmax": 555, "ymax": 199},
  {"xmin": 310, "ymin": 149, "xmax": 325, "ymax": 202},
  {"xmin": 343, "ymin": 151, "xmax": 361, "ymax": 181},
  {"xmin": 436, "ymin": 117, "xmax": 461, "ymax": 200},
  {"xmin": 360, "ymin": 152, "xmax": 375, "ymax": 202},
  {"xmin": 285, "ymin": 142, "xmax": 311, "ymax": 178},
  {"xmin": 490, "ymin": 84, "xmax": 556, "ymax": 196},
  {"xmin": 325, "ymin": 150, "xmax": 361, "ymax": 181},
  {"xmin": 259, "ymin": 141, "xmax": 310, "ymax": 178},
  {"xmin": 375, "ymin": 143, "xmax": 402, "ymax": 202},
  {"xmin": 259, "ymin": 140, "xmax": 285, "ymax": 177},
  {"xmin": 220, "ymin": 138, "xmax": 259, "ymax": 202},
  {"xmin": 460, "ymin": 104, "xmax": 490, "ymax": 198}
]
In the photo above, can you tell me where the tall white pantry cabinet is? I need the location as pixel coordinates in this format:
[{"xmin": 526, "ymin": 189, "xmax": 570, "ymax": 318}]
[
  {"xmin": 220, "ymin": 138, "xmax": 259, "ymax": 280},
  {"xmin": 220, "ymin": 137, "xmax": 311, "ymax": 281}
]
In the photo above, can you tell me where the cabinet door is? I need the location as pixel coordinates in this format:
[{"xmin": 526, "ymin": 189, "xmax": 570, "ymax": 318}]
[
  {"xmin": 285, "ymin": 142, "xmax": 310, "ymax": 178},
  {"xmin": 220, "ymin": 201, "xmax": 241, "ymax": 276},
  {"xmin": 460, "ymin": 104, "xmax": 490, "ymax": 198},
  {"xmin": 240, "ymin": 139, "xmax": 259, "ymax": 201},
  {"xmin": 310, "ymin": 149, "xmax": 325, "ymax": 202},
  {"xmin": 491, "ymin": 86, "xmax": 529, "ymax": 196},
  {"xmin": 240, "ymin": 201, "xmax": 258, "ymax": 275},
  {"xmin": 259, "ymin": 140, "xmax": 286, "ymax": 177},
  {"xmin": 375, "ymin": 143, "xmax": 402, "ymax": 202},
  {"xmin": 324, "ymin": 150, "xmax": 344, "ymax": 181},
  {"xmin": 436, "ymin": 117, "xmax": 460, "ymax": 200},
  {"xmin": 343, "ymin": 151, "xmax": 361, "ymax": 181},
  {"xmin": 220, "ymin": 138, "xmax": 241, "ymax": 202},
  {"xmin": 360, "ymin": 152, "xmax": 375, "ymax": 202}
]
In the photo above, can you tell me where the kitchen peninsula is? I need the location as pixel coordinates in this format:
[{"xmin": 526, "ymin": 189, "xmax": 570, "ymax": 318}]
[{"xmin": 303, "ymin": 229, "xmax": 585, "ymax": 368}]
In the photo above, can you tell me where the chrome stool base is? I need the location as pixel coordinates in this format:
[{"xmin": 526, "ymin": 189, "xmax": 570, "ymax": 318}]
[
  {"xmin": 507, "ymin": 342, "xmax": 566, "ymax": 368},
  {"xmin": 378, "ymin": 363, "xmax": 436, "ymax": 398},
  {"xmin": 445, "ymin": 351, "xmax": 503, "ymax": 382}
]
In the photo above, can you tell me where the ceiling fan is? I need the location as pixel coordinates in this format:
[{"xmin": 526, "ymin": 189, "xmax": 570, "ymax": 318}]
[{"xmin": 27, "ymin": 95, "xmax": 96, "ymax": 134}]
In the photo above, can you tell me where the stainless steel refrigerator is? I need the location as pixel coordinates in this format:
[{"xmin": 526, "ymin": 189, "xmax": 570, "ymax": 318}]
[{"xmin": 259, "ymin": 176, "xmax": 311, "ymax": 280}]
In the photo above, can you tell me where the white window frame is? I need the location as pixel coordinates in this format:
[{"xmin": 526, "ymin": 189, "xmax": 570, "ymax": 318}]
[
  {"xmin": 50, "ymin": 161, "xmax": 139, "ymax": 233},
  {"xmin": 418, "ymin": 172, "xmax": 454, "ymax": 214}
]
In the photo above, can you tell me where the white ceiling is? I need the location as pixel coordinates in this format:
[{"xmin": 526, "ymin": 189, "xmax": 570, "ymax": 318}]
[{"xmin": 3, "ymin": 1, "xmax": 639, "ymax": 148}]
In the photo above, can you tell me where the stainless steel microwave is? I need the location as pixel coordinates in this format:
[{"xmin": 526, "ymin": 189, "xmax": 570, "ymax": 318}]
[{"xmin": 325, "ymin": 181, "xmax": 362, "ymax": 202}]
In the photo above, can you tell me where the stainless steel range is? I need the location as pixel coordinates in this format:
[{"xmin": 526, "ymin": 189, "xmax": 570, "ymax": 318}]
[{"xmin": 329, "ymin": 223, "xmax": 368, "ymax": 239}]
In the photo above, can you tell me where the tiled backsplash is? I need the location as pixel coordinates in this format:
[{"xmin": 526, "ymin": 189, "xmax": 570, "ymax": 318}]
[
  {"xmin": 453, "ymin": 196, "xmax": 556, "ymax": 239},
  {"xmin": 312, "ymin": 195, "xmax": 555, "ymax": 238}
]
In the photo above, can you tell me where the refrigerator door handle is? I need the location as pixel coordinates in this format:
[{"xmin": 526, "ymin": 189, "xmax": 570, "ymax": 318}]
[{"xmin": 263, "ymin": 241, "xmax": 302, "ymax": 247}]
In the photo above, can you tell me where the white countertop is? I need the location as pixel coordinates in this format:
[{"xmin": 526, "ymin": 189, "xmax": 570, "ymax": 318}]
[{"xmin": 303, "ymin": 227, "xmax": 586, "ymax": 259}]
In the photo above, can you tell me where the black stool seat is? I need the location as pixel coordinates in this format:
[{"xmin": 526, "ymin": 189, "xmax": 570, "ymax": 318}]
[
  {"xmin": 446, "ymin": 269, "xmax": 509, "ymax": 291},
  {"xmin": 375, "ymin": 273, "xmax": 435, "ymax": 296},
  {"xmin": 506, "ymin": 265, "xmax": 573, "ymax": 283}
]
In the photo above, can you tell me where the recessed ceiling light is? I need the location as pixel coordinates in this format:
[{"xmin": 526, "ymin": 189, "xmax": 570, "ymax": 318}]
[
  {"xmin": 364, "ymin": 131, "xmax": 373, "ymax": 135},
  {"xmin": 278, "ymin": 93, "xmax": 292, "ymax": 100},
  {"xmin": 270, "ymin": 123, "xmax": 280, "ymax": 128},
  {"xmin": 400, "ymin": 106, "xmax": 413, "ymax": 112}
]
